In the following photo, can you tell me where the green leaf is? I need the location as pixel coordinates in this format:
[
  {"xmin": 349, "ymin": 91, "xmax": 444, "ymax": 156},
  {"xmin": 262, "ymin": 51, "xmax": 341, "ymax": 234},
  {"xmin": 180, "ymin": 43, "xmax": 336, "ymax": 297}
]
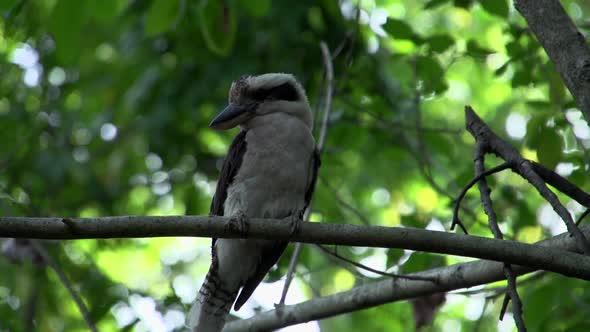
[
  {"xmin": 525, "ymin": 115, "xmax": 547, "ymax": 149},
  {"xmin": 478, "ymin": 0, "xmax": 509, "ymax": 18},
  {"xmin": 89, "ymin": 0, "xmax": 128, "ymax": 23},
  {"xmin": 569, "ymin": 169, "xmax": 587, "ymax": 188},
  {"xmin": 401, "ymin": 215, "xmax": 424, "ymax": 228},
  {"xmin": 0, "ymin": 0, "xmax": 18, "ymax": 11},
  {"xmin": 453, "ymin": 0, "xmax": 474, "ymax": 9},
  {"xmin": 426, "ymin": 34, "xmax": 454, "ymax": 53},
  {"xmin": 307, "ymin": 6, "xmax": 325, "ymax": 32},
  {"xmin": 402, "ymin": 252, "xmax": 446, "ymax": 274},
  {"xmin": 547, "ymin": 62, "xmax": 566, "ymax": 106},
  {"xmin": 525, "ymin": 100, "xmax": 552, "ymax": 109},
  {"xmin": 145, "ymin": 0, "xmax": 180, "ymax": 37},
  {"xmin": 513, "ymin": 200, "xmax": 537, "ymax": 231},
  {"xmin": 238, "ymin": 0, "xmax": 271, "ymax": 17},
  {"xmin": 383, "ymin": 19, "xmax": 423, "ymax": 44},
  {"xmin": 536, "ymin": 129, "xmax": 563, "ymax": 170},
  {"xmin": 197, "ymin": 1, "xmax": 237, "ymax": 56},
  {"xmin": 466, "ymin": 39, "xmax": 495, "ymax": 57},
  {"xmin": 524, "ymin": 283, "xmax": 560, "ymax": 330},
  {"xmin": 494, "ymin": 61, "xmax": 509, "ymax": 76},
  {"xmin": 386, "ymin": 249, "xmax": 404, "ymax": 268},
  {"xmin": 424, "ymin": 0, "xmax": 451, "ymax": 9},
  {"xmin": 50, "ymin": 0, "xmax": 89, "ymax": 63},
  {"xmin": 512, "ymin": 68, "xmax": 532, "ymax": 87},
  {"xmin": 416, "ymin": 56, "xmax": 448, "ymax": 94},
  {"xmin": 506, "ymin": 40, "xmax": 523, "ymax": 57}
]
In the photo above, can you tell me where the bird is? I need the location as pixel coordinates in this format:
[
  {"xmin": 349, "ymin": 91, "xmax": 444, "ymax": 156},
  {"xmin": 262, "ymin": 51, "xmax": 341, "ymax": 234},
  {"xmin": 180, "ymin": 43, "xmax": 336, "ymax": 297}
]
[{"xmin": 188, "ymin": 73, "xmax": 321, "ymax": 332}]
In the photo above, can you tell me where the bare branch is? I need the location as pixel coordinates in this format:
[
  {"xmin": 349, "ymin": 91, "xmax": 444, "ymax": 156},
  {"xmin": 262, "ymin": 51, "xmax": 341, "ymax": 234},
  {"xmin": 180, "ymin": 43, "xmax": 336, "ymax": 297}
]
[
  {"xmin": 465, "ymin": 106, "xmax": 590, "ymax": 254},
  {"xmin": 531, "ymin": 161, "xmax": 590, "ymax": 207},
  {"xmin": 223, "ymin": 227, "xmax": 589, "ymax": 331},
  {"xmin": 3, "ymin": 216, "xmax": 590, "ymax": 280},
  {"xmin": 474, "ymin": 145, "xmax": 525, "ymax": 331},
  {"xmin": 452, "ymin": 162, "xmax": 512, "ymax": 233}
]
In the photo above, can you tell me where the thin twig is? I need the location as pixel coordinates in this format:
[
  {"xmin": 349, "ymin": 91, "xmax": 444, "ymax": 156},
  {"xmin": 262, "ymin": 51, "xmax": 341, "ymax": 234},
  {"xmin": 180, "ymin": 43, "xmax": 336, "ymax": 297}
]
[
  {"xmin": 279, "ymin": 41, "xmax": 334, "ymax": 306},
  {"xmin": 317, "ymin": 42, "xmax": 334, "ymax": 152},
  {"xmin": 24, "ymin": 270, "xmax": 41, "ymax": 332},
  {"xmin": 473, "ymin": 145, "xmax": 526, "ymax": 331},
  {"xmin": 29, "ymin": 240, "xmax": 98, "ymax": 332},
  {"xmin": 320, "ymin": 176, "xmax": 371, "ymax": 225},
  {"xmin": 452, "ymin": 162, "xmax": 512, "ymax": 233},
  {"xmin": 315, "ymin": 245, "xmax": 438, "ymax": 283},
  {"xmin": 452, "ymin": 271, "xmax": 546, "ymax": 298},
  {"xmin": 531, "ymin": 161, "xmax": 590, "ymax": 207}
]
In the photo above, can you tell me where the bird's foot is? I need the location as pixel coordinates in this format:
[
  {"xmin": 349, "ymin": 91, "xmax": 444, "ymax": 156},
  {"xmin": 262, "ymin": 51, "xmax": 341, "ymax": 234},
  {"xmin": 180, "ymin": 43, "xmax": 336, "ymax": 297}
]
[
  {"xmin": 283, "ymin": 214, "xmax": 303, "ymax": 236},
  {"xmin": 226, "ymin": 211, "xmax": 249, "ymax": 237},
  {"xmin": 274, "ymin": 302, "xmax": 286, "ymax": 316}
]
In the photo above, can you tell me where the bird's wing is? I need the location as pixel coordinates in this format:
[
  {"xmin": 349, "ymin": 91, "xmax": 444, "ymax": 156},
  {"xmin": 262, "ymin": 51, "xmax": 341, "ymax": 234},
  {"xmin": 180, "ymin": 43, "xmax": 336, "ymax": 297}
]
[
  {"xmin": 210, "ymin": 130, "xmax": 248, "ymax": 244},
  {"xmin": 303, "ymin": 147, "xmax": 321, "ymax": 212},
  {"xmin": 233, "ymin": 148, "xmax": 321, "ymax": 311}
]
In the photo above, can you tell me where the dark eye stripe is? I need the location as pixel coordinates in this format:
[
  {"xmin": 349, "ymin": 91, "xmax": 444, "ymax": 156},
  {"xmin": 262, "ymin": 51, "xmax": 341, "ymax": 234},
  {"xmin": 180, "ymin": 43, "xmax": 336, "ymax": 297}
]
[{"xmin": 251, "ymin": 82, "xmax": 299, "ymax": 102}]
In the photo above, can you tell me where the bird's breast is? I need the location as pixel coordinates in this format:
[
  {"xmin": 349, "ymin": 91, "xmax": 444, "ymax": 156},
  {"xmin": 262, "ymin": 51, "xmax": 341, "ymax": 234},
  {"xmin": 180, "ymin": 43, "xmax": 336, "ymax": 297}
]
[{"xmin": 224, "ymin": 117, "xmax": 314, "ymax": 218}]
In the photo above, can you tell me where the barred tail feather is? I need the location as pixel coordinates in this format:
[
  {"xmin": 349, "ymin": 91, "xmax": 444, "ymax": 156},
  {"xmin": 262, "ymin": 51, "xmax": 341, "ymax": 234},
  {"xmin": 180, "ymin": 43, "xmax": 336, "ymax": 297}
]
[{"xmin": 188, "ymin": 266, "xmax": 238, "ymax": 332}]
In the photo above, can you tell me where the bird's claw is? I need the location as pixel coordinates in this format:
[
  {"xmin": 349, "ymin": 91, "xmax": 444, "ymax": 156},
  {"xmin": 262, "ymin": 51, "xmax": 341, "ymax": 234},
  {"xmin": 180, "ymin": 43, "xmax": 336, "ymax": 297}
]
[
  {"xmin": 284, "ymin": 214, "xmax": 303, "ymax": 236},
  {"xmin": 226, "ymin": 211, "xmax": 249, "ymax": 236}
]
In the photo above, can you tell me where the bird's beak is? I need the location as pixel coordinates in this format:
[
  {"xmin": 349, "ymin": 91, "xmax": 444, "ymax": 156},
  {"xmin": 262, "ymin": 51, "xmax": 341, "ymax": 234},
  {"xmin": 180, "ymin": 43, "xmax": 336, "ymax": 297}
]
[{"xmin": 209, "ymin": 104, "xmax": 253, "ymax": 130}]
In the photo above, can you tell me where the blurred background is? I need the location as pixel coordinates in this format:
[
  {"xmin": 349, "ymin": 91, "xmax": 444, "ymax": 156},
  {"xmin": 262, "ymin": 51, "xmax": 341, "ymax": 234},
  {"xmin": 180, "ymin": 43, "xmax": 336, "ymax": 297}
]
[{"xmin": 1, "ymin": 0, "xmax": 590, "ymax": 331}]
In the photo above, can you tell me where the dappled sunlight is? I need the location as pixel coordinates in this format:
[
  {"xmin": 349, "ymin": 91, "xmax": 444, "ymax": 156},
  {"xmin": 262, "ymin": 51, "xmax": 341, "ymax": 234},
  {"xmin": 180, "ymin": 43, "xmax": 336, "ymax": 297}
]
[{"xmin": 505, "ymin": 112, "xmax": 527, "ymax": 139}]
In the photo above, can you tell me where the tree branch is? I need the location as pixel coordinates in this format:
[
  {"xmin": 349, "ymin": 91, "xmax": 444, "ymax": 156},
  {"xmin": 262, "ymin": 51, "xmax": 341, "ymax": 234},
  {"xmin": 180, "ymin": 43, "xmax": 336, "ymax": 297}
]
[
  {"xmin": 3, "ymin": 216, "xmax": 590, "ymax": 280},
  {"xmin": 29, "ymin": 240, "xmax": 98, "ymax": 332},
  {"xmin": 223, "ymin": 227, "xmax": 588, "ymax": 331},
  {"xmin": 452, "ymin": 162, "xmax": 512, "ymax": 233},
  {"xmin": 514, "ymin": 0, "xmax": 590, "ymax": 122},
  {"xmin": 465, "ymin": 106, "xmax": 590, "ymax": 254},
  {"xmin": 530, "ymin": 161, "xmax": 590, "ymax": 207},
  {"xmin": 474, "ymin": 145, "xmax": 525, "ymax": 331}
]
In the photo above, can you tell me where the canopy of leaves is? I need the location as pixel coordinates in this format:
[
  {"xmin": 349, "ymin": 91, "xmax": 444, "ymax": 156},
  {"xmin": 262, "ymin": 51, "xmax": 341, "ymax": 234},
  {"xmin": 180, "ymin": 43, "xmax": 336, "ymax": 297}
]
[{"xmin": 1, "ymin": 0, "xmax": 590, "ymax": 331}]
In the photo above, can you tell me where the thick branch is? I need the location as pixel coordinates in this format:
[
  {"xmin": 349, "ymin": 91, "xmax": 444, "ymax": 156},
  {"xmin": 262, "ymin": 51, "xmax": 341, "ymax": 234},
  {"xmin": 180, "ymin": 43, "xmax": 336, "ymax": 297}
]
[
  {"xmin": 224, "ymin": 227, "xmax": 588, "ymax": 331},
  {"xmin": 2, "ymin": 216, "xmax": 590, "ymax": 280},
  {"xmin": 514, "ymin": 0, "xmax": 590, "ymax": 122}
]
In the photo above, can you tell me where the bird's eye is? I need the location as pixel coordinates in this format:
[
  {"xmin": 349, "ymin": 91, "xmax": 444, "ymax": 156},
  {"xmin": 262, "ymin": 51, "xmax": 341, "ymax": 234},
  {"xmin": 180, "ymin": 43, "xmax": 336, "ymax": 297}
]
[
  {"xmin": 268, "ymin": 83, "xmax": 299, "ymax": 101},
  {"xmin": 251, "ymin": 83, "xmax": 299, "ymax": 102}
]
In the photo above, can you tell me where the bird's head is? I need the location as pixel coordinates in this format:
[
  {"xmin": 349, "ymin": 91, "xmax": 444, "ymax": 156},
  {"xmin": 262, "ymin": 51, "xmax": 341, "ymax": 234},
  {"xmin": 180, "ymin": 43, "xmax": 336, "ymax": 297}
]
[{"xmin": 209, "ymin": 73, "xmax": 312, "ymax": 130}]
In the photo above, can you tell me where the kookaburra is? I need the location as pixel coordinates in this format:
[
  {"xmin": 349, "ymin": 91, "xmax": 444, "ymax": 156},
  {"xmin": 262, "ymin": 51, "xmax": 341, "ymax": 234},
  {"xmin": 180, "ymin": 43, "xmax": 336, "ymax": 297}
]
[{"xmin": 189, "ymin": 73, "xmax": 320, "ymax": 332}]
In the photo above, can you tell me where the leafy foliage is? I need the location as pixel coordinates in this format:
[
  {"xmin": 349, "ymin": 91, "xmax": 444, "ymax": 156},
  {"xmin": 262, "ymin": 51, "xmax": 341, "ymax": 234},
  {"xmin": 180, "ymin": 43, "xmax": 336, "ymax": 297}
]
[{"xmin": 1, "ymin": 0, "xmax": 590, "ymax": 331}]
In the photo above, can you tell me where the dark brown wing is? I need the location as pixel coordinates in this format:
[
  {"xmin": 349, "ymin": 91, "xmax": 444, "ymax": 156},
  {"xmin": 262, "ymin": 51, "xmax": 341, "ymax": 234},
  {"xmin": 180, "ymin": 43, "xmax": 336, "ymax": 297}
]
[
  {"xmin": 233, "ymin": 148, "xmax": 321, "ymax": 311},
  {"xmin": 303, "ymin": 148, "xmax": 321, "ymax": 213},
  {"xmin": 210, "ymin": 130, "xmax": 248, "ymax": 249}
]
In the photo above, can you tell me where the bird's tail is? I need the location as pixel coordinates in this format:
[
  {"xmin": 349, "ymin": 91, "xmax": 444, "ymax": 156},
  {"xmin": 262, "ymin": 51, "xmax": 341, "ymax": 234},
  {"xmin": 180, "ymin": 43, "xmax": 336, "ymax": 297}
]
[{"xmin": 188, "ymin": 264, "xmax": 239, "ymax": 332}]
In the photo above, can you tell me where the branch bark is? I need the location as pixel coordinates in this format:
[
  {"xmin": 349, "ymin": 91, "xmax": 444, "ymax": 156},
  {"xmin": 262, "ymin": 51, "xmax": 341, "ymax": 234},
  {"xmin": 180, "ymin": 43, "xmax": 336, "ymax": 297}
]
[
  {"xmin": 223, "ymin": 226, "xmax": 588, "ymax": 331},
  {"xmin": 514, "ymin": 0, "xmax": 590, "ymax": 122},
  {"xmin": 2, "ymin": 216, "xmax": 590, "ymax": 280}
]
